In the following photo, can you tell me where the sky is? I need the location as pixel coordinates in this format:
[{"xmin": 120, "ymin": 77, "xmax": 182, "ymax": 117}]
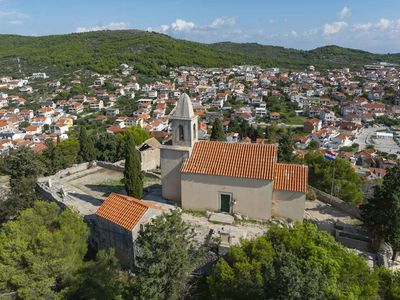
[{"xmin": 1, "ymin": 0, "xmax": 400, "ymax": 53}]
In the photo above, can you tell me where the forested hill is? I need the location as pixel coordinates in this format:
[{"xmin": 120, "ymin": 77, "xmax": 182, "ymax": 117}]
[
  {"xmin": 0, "ymin": 29, "xmax": 399, "ymax": 77},
  {"xmin": 210, "ymin": 42, "xmax": 400, "ymax": 69}
]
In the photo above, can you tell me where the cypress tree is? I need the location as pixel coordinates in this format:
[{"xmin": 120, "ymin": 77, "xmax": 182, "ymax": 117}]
[
  {"xmin": 278, "ymin": 131, "xmax": 295, "ymax": 163},
  {"xmin": 78, "ymin": 126, "xmax": 96, "ymax": 162},
  {"xmin": 124, "ymin": 132, "xmax": 143, "ymax": 198},
  {"xmin": 210, "ymin": 119, "xmax": 226, "ymax": 141}
]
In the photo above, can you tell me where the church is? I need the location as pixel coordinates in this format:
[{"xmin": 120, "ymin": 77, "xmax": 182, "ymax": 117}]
[{"xmin": 160, "ymin": 94, "xmax": 308, "ymax": 221}]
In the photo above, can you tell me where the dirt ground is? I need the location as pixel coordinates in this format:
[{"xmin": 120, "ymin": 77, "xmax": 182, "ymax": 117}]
[{"xmin": 68, "ymin": 168, "xmax": 125, "ymax": 201}]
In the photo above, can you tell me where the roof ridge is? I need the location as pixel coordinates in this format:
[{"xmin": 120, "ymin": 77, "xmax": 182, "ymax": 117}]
[{"xmin": 108, "ymin": 193, "xmax": 162, "ymax": 211}]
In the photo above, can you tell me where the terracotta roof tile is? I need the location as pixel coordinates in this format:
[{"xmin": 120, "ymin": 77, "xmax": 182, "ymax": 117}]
[
  {"xmin": 274, "ymin": 163, "xmax": 308, "ymax": 193},
  {"xmin": 181, "ymin": 141, "xmax": 277, "ymax": 180},
  {"xmin": 95, "ymin": 193, "xmax": 162, "ymax": 231}
]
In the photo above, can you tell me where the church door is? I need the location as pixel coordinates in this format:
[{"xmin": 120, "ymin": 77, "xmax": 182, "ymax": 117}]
[{"xmin": 220, "ymin": 193, "xmax": 231, "ymax": 213}]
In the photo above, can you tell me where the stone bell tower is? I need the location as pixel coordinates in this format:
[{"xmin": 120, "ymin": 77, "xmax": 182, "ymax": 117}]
[
  {"xmin": 160, "ymin": 93, "xmax": 198, "ymax": 203},
  {"xmin": 171, "ymin": 93, "xmax": 198, "ymax": 147}
]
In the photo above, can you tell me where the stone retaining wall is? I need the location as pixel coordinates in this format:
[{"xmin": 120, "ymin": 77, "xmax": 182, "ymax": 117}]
[{"xmin": 309, "ymin": 186, "xmax": 361, "ymax": 219}]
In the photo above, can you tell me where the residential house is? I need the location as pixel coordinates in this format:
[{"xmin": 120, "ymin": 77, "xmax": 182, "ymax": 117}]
[
  {"xmin": 303, "ymin": 118, "xmax": 322, "ymax": 133},
  {"xmin": 68, "ymin": 102, "xmax": 84, "ymax": 115}
]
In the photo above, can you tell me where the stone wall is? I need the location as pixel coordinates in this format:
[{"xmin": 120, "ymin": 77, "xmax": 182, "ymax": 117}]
[
  {"xmin": 96, "ymin": 161, "xmax": 124, "ymax": 172},
  {"xmin": 309, "ymin": 186, "xmax": 361, "ymax": 219}
]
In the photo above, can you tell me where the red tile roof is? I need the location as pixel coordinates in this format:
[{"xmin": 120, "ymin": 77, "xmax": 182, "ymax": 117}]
[
  {"xmin": 274, "ymin": 163, "xmax": 308, "ymax": 193},
  {"xmin": 181, "ymin": 141, "xmax": 277, "ymax": 180},
  {"xmin": 96, "ymin": 193, "xmax": 162, "ymax": 231}
]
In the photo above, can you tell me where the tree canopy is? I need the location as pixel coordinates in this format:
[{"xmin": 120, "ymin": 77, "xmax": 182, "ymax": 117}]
[
  {"xmin": 208, "ymin": 222, "xmax": 378, "ymax": 300},
  {"xmin": 124, "ymin": 132, "xmax": 143, "ymax": 199},
  {"xmin": 125, "ymin": 126, "xmax": 150, "ymax": 146},
  {"xmin": 0, "ymin": 147, "xmax": 44, "ymax": 224},
  {"xmin": 305, "ymin": 151, "xmax": 365, "ymax": 204},
  {"xmin": 278, "ymin": 131, "xmax": 295, "ymax": 163},
  {"xmin": 63, "ymin": 249, "xmax": 126, "ymax": 300},
  {"xmin": 361, "ymin": 164, "xmax": 400, "ymax": 256},
  {"xmin": 131, "ymin": 210, "xmax": 196, "ymax": 299},
  {"xmin": 0, "ymin": 201, "xmax": 89, "ymax": 299},
  {"xmin": 210, "ymin": 119, "xmax": 226, "ymax": 141},
  {"xmin": 78, "ymin": 126, "xmax": 96, "ymax": 162}
]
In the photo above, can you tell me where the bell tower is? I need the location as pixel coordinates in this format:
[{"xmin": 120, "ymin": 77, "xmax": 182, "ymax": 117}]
[
  {"xmin": 171, "ymin": 93, "xmax": 198, "ymax": 147},
  {"xmin": 160, "ymin": 93, "xmax": 198, "ymax": 203}
]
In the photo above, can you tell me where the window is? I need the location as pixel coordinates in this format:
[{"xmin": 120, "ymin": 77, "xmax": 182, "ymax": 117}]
[
  {"xmin": 178, "ymin": 125, "xmax": 184, "ymax": 141},
  {"xmin": 193, "ymin": 123, "xmax": 197, "ymax": 139}
]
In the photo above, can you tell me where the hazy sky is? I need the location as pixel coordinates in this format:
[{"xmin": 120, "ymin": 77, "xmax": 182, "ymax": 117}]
[{"xmin": 1, "ymin": 0, "xmax": 400, "ymax": 53}]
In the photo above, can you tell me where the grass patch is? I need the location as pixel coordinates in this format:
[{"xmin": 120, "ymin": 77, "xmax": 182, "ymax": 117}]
[
  {"xmin": 100, "ymin": 179, "xmax": 124, "ymax": 188},
  {"xmin": 183, "ymin": 209, "xmax": 208, "ymax": 218},
  {"xmin": 284, "ymin": 116, "xmax": 307, "ymax": 125}
]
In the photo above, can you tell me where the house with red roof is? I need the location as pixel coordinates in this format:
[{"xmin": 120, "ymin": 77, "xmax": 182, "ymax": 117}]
[{"xmin": 93, "ymin": 193, "xmax": 163, "ymax": 268}]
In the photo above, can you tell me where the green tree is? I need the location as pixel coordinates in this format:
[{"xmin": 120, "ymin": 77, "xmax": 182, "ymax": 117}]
[
  {"xmin": 63, "ymin": 249, "xmax": 126, "ymax": 300},
  {"xmin": 0, "ymin": 147, "xmax": 44, "ymax": 223},
  {"xmin": 278, "ymin": 131, "xmax": 295, "ymax": 163},
  {"xmin": 56, "ymin": 137, "xmax": 80, "ymax": 169},
  {"xmin": 124, "ymin": 132, "xmax": 143, "ymax": 198},
  {"xmin": 41, "ymin": 139, "xmax": 64, "ymax": 175},
  {"xmin": 208, "ymin": 223, "xmax": 378, "ymax": 300},
  {"xmin": 125, "ymin": 126, "xmax": 150, "ymax": 145},
  {"xmin": 95, "ymin": 132, "xmax": 126, "ymax": 162},
  {"xmin": 0, "ymin": 201, "xmax": 89, "ymax": 299},
  {"xmin": 265, "ymin": 124, "xmax": 279, "ymax": 142},
  {"xmin": 210, "ymin": 119, "xmax": 226, "ymax": 141},
  {"xmin": 361, "ymin": 164, "xmax": 400, "ymax": 256},
  {"xmin": 305, "ymin": 151, "xmax": 364, "ymax": 204},
  {"xmin": 78, "ymin": 126, "xmax": 96, "ymax": 162},
  {"xmin": 376, "ymin": 267, "xmax": 400, "ymax": 299},
  {"xmin": 132, "ymin": 210, "xmax": 196, "ymax": 300},
  {"xmin": 307, "ymin": 140, "xmax": 320, "ymax": 150}
]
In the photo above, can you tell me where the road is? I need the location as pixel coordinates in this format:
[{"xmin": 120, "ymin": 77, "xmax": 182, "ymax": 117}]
[{"xmin": 354, "ymin": 125, "xmax": 400, "ymax": 156}]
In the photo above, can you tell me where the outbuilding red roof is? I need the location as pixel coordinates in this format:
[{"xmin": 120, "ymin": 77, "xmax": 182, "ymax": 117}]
[
  {"xmin": 95, "ymin": 193, "xmax": 162, "ymax": 231},
  {"xmin": 273, "ymin": 163, "xmax": 308, "ymax": 193}
]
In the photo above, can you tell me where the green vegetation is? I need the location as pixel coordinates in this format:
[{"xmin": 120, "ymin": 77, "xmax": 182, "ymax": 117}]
[
  {"xmin": 78, "ymin": 126, "xmax": 96, "ymax": 162},
  {"xmin": 63, "ymin": 249, "xmax": 126, "ymax": 300},
  {"xmin": 210, "ymin": 119, "xmax": 226, "ymax": 141},
  {"xmin": 211, "ymin": 42, "xmax": 400, "ymax": 70},
  {"xmin": 94, "ymin": 133, "xmax": 125, "ymax": 163},
  {"xmin": 278, "ymin": 131, "xmax": 295, "ymax": 163},
  {"xmin": 265, "ymin": 96, "xmax": 300, "ymax": 123},
  {"xmin": 0, "ymin": 30, "xmax": 247, "ymax": 76},
  {"xmin": 0, "ymin": 201, "xmax": 89, "ymax": 299},
  {"xmin": 208, "ymin": 222, "xmax": 378, "ymax": 299},
  {"xmin": 125, "ymin": 126, "xmax": 150, "ymax": 145},
  {"xmin": 0, "ymin": 147, "xmax": 44, "ymax": 224},
  {"xmin": 131, "ymin": 210, "xmax": 196, "ymax": 299},
  {"xmin": 307, "ymin": 140, "xmax": 320, "ymax": 150},
  {"xmin": 124, "ymin": 131, "xmax": 143, "ymax": 198},
  {"xmin": 305, "ymin": 151, "xmax": 365, "ymax": 204},
  {"xmin": 1, "ymin": 31, "xmax": 399, "ymax": 77},
  {"xmin": 228, "ymin": 119, "xmax": 265, "ymax": 141},
  {"xmin": 340, "ymin": 143, "xmax": 360, "ymax": 153},
  {"xmin": 361, "ymin": 164, "xmax": 400, "ymax": 256},
  {"xmin": 376, "ymin": 267, "xmax": 400, "ymax": 299}
]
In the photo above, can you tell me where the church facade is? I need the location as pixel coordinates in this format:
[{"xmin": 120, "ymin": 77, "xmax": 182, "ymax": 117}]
[{"xmin": 161, "ymin": 94, "xmax": 308, "ymax": 221}]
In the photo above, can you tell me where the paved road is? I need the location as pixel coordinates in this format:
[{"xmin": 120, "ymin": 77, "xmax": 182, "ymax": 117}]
[{"xmin": 354, "ymin": 125, "xmax": 400, "ymax": 156}]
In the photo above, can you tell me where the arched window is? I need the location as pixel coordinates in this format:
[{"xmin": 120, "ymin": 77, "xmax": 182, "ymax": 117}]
[
  {"xmin": 178, "ymin": 125, "xmax": 184, "ymax": 141},
  {"xmin": 193, "ymin": 123, "xmax": 197, "ymax": 139}
]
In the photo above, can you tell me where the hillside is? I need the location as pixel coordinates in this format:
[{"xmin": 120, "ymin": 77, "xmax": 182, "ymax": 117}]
[
  {"xmin": 0, "ymin": 30, "xmax": 249, "ymax": 76},
  {"xmin": 210, "ymin": 42, "xmax": 400, "ymax": 69},
  {"xmin": 0, "ymin": 30, "xmax": 399, "ymax": 77}
]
